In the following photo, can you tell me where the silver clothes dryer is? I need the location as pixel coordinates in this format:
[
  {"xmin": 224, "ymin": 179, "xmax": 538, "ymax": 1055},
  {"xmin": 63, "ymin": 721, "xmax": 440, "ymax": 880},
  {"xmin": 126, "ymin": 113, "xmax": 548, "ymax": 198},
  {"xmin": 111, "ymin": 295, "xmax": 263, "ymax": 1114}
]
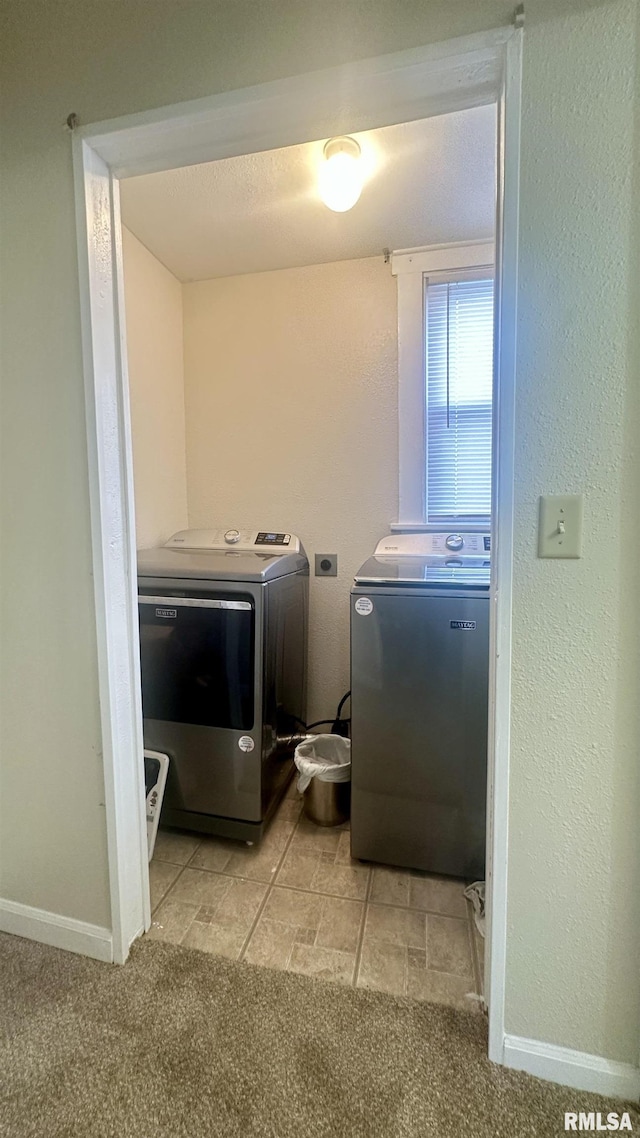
[{"xmin": 137, "ymin": 528, "xmax": 308, "ymax": 842}]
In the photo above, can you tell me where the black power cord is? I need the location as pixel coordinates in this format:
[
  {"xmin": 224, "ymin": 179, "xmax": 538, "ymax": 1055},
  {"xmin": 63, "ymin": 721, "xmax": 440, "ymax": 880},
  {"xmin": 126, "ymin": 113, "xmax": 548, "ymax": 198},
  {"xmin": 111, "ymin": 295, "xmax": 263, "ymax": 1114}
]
[
  {"xmin": 331, "ymin": 690, "xmax": 351, "ymax": 738},
  {"xmin": 291, "ymin": 690, "xmax": 352, "ymax": 738}
]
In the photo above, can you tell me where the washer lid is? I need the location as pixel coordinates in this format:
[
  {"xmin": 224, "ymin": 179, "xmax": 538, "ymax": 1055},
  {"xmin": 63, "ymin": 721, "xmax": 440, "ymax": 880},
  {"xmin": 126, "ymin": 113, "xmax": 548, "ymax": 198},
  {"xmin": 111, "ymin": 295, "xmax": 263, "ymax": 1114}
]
[
  {"xmin": 137, "ymin": 545, "xmax": 307, "ymax": 583},
  {"xmin": 354, "ymin": 554, "xmax": 491, "ymax": 588}
]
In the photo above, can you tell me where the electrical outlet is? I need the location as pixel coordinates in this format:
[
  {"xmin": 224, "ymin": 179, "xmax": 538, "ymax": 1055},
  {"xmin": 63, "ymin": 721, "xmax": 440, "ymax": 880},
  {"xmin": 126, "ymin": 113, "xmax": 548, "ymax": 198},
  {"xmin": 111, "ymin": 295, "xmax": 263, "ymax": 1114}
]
[{"xmin": 315, "ymin": 553, "xmax": 338, "ymax": 577}]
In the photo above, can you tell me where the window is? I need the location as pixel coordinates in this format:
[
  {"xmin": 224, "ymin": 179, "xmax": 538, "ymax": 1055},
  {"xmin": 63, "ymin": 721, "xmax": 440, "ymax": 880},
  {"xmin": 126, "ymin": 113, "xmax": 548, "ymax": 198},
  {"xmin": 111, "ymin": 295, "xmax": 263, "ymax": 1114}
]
[
  {"xmin": 426, "ymin": 276, "xmax": 494, "ymax": 523},
  {"xmin": 391, "ymin": 244, "xmax": 495, "ymax": 527}
]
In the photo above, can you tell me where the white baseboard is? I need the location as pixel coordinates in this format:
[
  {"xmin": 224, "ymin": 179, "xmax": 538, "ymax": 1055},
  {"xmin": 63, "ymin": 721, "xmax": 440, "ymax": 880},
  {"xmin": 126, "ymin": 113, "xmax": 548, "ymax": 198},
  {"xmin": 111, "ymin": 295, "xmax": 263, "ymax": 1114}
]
[
  {"xmin": 503, "ymin": 1034, "xmax": 640, "ymax": 1101},
  {"xmin": 0, "ymin": 897, "xmax": 113, "ymax": 963}
]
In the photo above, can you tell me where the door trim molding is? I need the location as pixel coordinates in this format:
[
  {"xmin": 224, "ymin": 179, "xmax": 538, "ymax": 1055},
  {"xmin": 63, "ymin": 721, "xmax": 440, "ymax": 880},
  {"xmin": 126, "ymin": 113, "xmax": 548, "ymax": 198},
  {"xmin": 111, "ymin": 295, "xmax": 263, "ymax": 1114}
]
[
  {"xmin": 78, "ymin": 28, "xmax": 511, "ymax": 179},
  {"xmin": 72, "ymin": 143, "xmax": 150, "ymax": 964},
  {"xmin": 485, "ymin": 21, "xmax": 522, "ymax": 1067}
]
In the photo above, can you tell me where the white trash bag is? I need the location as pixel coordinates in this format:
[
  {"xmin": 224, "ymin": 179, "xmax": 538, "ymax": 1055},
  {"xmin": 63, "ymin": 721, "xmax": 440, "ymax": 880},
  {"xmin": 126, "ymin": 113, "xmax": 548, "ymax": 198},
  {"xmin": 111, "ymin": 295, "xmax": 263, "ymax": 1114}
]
[
  {"xmin": 294, "ymin": 734, "xmax": 351, "ymax": 793},
  {"xmin": 464, "ymin": 881, "xmax": 486, "ymax": 937}
]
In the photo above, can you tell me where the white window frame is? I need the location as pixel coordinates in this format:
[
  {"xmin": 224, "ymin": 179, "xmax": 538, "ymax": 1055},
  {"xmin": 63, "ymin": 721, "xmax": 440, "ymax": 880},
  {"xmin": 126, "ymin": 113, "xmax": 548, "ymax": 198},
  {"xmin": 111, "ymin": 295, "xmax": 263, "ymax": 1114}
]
[{"xmin": 391, "ymin": 241, "xmax": 495, "ymax": 530}]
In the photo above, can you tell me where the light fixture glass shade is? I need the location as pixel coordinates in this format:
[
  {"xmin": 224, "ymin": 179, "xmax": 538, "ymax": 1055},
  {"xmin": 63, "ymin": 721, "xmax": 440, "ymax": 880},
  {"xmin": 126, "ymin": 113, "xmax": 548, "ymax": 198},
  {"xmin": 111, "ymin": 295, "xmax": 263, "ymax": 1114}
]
[{"xmin": 319, "ymin": 137, "xmax": 363, "ymax": 212}]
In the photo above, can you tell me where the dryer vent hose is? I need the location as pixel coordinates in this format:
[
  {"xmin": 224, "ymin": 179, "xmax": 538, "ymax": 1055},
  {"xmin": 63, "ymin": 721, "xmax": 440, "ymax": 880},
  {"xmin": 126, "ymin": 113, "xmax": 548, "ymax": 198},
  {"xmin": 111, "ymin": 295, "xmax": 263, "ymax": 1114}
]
[
  {"xmin": 291, "ymin": 691, "xmax": 351, "ymax": 740},
  {"xmin": 278, "ymin": 691, "xmax": 352, "ymax": 749}
]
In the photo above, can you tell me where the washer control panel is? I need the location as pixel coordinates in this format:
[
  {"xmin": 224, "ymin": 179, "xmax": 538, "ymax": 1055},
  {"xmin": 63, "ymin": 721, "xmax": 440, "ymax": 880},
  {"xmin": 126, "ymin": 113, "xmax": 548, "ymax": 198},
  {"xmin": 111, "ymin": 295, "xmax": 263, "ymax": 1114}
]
[
  {"xmin": 375, "ymin": 533, "xmax": 491, "ymax": 558},
  {"xmin": 430, "ymin": 533, "xmax": 490, "ymax": 555}
]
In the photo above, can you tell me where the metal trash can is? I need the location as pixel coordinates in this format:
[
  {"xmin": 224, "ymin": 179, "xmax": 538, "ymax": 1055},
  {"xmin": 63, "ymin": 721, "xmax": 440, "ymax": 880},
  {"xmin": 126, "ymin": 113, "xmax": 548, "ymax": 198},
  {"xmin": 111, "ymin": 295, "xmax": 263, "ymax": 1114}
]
[
  {"xmin": 294, "ymin": 734, "xmax": 351, "ymax": 828},
  {"xmin": 304, "ymin": 775, "xmax": 351, "ymax": 827}
]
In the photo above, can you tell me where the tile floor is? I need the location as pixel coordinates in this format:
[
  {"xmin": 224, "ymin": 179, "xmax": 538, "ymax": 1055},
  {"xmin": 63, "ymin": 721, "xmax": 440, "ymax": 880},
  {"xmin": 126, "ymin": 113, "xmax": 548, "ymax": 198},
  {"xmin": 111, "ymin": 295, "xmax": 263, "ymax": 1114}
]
[{"xmin": 147, "ymin": 783, "xmax": 485, "ymax": 1013}]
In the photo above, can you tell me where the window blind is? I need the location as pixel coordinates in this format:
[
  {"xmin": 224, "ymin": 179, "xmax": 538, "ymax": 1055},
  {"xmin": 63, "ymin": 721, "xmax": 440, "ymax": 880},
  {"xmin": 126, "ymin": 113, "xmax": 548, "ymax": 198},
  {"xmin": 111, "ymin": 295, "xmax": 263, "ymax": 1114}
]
[{"xmin": 426, "ymin": 276, "xmax": 494, "ymax": 523}]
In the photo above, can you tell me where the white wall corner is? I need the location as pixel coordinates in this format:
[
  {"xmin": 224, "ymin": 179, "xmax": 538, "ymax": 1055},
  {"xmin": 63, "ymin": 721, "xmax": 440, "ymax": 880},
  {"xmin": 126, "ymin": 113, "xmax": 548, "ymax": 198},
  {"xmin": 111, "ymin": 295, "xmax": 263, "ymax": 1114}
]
[
  {"xmin": 0, "ymin": 898, "xmax": 114, "ymax": 964},
  {"xmin": 502, "ymin": 1034, "xmax": 640, "ymax": 1101}
]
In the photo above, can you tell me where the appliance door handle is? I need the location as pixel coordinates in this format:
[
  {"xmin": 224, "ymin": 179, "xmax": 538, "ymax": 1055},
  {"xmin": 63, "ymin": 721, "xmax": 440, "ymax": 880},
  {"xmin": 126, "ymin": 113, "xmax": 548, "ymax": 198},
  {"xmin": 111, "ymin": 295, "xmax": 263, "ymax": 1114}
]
[{"xmin": 138, "ymin": 595, "xmax": 252, "ymax": 611}]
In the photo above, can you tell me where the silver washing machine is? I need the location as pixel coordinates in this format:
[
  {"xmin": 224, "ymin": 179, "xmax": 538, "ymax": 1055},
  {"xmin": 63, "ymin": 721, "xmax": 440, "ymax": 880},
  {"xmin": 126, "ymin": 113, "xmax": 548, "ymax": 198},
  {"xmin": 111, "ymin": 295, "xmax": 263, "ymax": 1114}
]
[
  {"xmin": 350, "ymin": 532, "xmax": 490, "ymax": 879},
  {"xmin": 137, "ymin": 528, "xmax": 308, "ymax": 842}
]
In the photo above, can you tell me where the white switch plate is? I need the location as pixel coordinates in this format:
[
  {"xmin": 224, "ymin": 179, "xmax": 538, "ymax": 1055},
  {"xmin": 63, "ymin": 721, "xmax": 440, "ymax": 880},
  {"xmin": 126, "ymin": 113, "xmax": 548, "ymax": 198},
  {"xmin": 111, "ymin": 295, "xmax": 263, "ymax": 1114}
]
[{"xmin": 538, "ymin": 494, "xmax": 583, "ymax": 558}]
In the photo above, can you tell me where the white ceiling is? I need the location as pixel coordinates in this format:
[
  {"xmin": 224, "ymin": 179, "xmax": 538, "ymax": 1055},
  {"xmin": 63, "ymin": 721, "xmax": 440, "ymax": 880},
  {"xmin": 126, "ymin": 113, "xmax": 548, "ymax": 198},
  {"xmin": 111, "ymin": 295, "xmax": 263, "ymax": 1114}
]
[{"xmin": 119, "ymin": 104, "xmax": 496, "ymax": 283}]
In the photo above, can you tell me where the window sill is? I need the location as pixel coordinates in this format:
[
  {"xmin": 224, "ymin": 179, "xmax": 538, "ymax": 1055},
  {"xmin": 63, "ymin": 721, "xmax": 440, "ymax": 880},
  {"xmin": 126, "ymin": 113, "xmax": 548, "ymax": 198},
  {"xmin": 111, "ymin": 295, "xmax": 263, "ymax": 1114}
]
[{"xmin": 390, "ymin": 521, "xmax": 492, "ymax": 533}]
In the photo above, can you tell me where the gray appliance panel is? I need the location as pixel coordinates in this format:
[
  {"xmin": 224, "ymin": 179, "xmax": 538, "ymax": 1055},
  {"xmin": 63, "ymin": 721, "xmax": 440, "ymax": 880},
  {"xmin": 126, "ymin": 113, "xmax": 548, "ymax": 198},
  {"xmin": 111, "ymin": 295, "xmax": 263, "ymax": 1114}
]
[
  {"xmin": 143, "ymin": 719, "xmax": 264, "ymax": 822},
  {"xmin": 261, "ymin": 571, "xmax": 308, "ymax": 817},
  {"xmin": 137, "ymin": 545, "xmax": 307, "ymax": 582},
  {"xmin": 350, "ymin": 585, "xmax": 489, "ymax": 878}
]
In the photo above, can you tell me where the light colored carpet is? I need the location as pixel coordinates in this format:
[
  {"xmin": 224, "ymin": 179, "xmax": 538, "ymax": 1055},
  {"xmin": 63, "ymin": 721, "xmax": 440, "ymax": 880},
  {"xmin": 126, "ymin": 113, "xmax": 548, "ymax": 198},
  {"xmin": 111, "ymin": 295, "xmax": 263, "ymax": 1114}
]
[{"xmin": 0, "ymin": 931, "xmax": 636, "ymax": 1138}]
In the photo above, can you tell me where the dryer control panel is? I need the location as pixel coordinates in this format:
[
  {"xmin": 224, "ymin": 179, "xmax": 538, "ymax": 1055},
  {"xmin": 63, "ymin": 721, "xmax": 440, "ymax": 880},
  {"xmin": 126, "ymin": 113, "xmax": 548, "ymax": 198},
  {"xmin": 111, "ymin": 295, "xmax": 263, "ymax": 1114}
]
[
  {"xmin": 254, "ymin": 532, "xmax": 291, "ymax": 546},
  {"xmin": 164, "ymin": 529, "xmax": 301, "ymax": 554}
]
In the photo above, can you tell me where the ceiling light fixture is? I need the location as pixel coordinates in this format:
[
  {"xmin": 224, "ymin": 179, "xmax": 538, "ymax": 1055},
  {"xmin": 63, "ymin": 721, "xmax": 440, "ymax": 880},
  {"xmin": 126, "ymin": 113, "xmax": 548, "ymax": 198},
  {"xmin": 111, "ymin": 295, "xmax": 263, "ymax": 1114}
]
[{"xmin": 319, "ymin": 136, "xmax": 363, "ymax": 213}]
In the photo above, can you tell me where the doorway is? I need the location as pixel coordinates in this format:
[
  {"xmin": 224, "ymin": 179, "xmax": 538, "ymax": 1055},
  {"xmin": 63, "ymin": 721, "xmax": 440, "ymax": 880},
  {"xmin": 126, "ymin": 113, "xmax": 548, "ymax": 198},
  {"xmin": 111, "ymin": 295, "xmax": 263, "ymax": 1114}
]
[
  {"xmin": 120, "ymin": 105, "xmax": 494, "ymax": 1002},
  {"xmin": 73, "ymin": 24, "xmax": 522, "ymax": 1068}
]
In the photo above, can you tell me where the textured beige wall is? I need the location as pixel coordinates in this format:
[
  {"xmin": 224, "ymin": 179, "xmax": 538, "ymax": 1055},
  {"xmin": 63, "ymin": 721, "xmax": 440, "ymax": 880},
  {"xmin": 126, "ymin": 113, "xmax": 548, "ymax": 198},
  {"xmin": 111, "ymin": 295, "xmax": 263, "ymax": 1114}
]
[
  {"xmin": 505, "ymin": 1, "xmax": 640, "ymax": 1061},
  {"xmin": 183, "ymin": 258, "xmax": 398, "ymax": 724},
  {"xmin": 0, "ymin": 0, "xmax": 638, "ymax": 1064},
  {"xmin": 122, "ymin": 228, "xmax": 188, "ymax": 551}
]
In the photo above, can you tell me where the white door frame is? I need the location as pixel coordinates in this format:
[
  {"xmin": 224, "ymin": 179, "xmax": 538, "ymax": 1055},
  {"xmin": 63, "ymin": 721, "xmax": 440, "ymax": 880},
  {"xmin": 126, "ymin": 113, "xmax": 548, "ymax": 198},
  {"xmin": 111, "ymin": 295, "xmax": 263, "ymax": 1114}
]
[{"xmin": 72, "ymin": 24, "xmax": 522, "ymax": 1067}]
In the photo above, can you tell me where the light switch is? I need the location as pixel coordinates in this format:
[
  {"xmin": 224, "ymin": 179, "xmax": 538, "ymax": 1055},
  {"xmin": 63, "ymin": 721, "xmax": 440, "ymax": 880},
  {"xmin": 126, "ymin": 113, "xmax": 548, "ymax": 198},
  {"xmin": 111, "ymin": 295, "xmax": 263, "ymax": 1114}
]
[{"xmin": 538, "ymin": 494, "xmax": 583, "ymax": 558}]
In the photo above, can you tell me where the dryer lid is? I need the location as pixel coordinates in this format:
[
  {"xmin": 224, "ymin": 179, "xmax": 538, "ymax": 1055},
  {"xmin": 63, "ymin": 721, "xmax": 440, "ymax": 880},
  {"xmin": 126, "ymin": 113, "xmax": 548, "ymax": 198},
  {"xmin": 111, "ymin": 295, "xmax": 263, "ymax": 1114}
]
[
  {"xmin": 138, "ymin": 527, "xmax": 307, "ymax": 582},
  {"xmin": 137, "ymin": 545, "xmax": 307, "ymax": 583}
]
